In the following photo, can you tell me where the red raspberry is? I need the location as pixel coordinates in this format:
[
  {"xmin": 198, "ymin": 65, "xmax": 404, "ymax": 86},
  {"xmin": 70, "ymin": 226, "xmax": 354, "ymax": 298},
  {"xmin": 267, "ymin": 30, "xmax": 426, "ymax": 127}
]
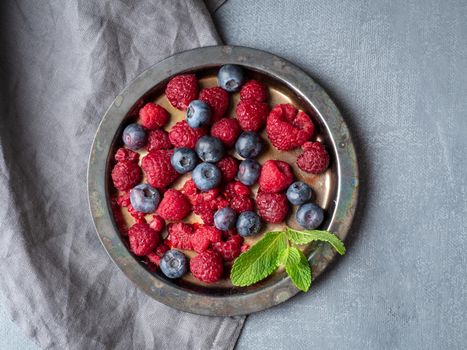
[
  {"xmin": 139, "ymin": 102, "xmax": 169, "ymax": 129},
  {"xmin": 210, "ymin": 118, "xmax": 241, "ymax": 147},
  {"xmin": 236, "ymin": 99, "xmax": 270, "ymax": 131},
  {"xmin": 212, "ymin": 234, "xmax": 243, "ymax": 261},
  {"xmin": 127, "ymin": 204, "xmax": 147, "ymax": 223},
  {"xmin": 223, "ymin": 181, "xmax": 251, "ymax": 200},
  {"xmin": 166, "ymin": 222, "xmax": 194, "ymax": 250},
  {"xmin": 111, "ymin": 160, "xmax": 142, "ymax": 191},
  {"xmin": 169, "ymin": 120, "xmax": 206, "ymax": 149},
  {"xmin": 230, "ymin": 195, "xmax": 254, "ymax": 213},
  {"xmin": 141, "ymin": 150, "xmax": 178, "ymax": 189},
  {"xmin": 240, "ymin": 243, "xmax": 250, "ymax": 253},
  {"xmin": 115, "ymin": 147, "xmax": 139, "ymax": 162},
  {"xmin": 258, "ymin": 160, "xmax": 294, "ymax": 193},
  {"xmin": 117, "ymin": 192, "xmax": 131, "ymax": 207},
  {"xmin": 266, "ymin": 104, "xmax": 315, "ymax": 150},
  {"xmin": 128, "ymin": 223, "xmax": 160, "ymax": 256},
  {"xmin": 165, "ymin": 74, "xmax": 198, "ymax": 110},
  {"xmin": 296, "ymin": 141, "xmax": 330, "ymax": 174},
  {"xmin": 191, "ymin": 225, "xmax": 222, "ymax": 253},
  {"xmin": 190, "ymin": 250, "xmax": 223, "ymax": 283},
  {"xmin": 217, "ymin": 156, "xmax": 239, "ymax": 182},
  {"xmin": 147, "ymin": 243, "xmax": 170, "ymax": 266},
  {"xmin": 240, "ymin": 80, "xmax": 268, "ymax": 102},
  {"xmin": 193, "ymin": 196, "xmax": 229, "ymax": 225},
  {"xmin": 199, "ymin": 87, "xmax": 229, "ymax": 122},
  {"xmin": 147, "ymin": 129, "xmax": 173, "ymax": 152},
  {"xmin": 149, "ymin": 215, "xmax": 165, "ymax": 232},
  {"xmin": 256, "ymin": 192, "xmax": 289, "ymax": 223},
  {"xmin": 157, "ymin": 189, "xmax": 191, "ymax": 221}
]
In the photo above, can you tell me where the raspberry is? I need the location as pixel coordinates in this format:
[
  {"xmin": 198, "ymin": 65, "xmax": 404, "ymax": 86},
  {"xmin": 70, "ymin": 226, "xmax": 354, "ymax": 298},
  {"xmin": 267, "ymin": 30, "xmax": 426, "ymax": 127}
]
[
  {"xmin": 266, "ymin": 104, "xmax": 315, "ymax": 150},
  {"xmin": 191, "ymin": 225, "xmax": 222, "ymax": 253},
  {"xmin": 166, "ymin": 222, "xmax": 194, "ymax": 250},
  {"xmin": 157, "ymin": 189, "xmax": 191, "ymax": 221},
  {"xmin": 296, "ymin": 141, "xmax": 330, "ymax": 174},
  {"xmin": 127, "ymin": 204, "xmax": 147, "ymax": 223},
  {"xmin": 141, "ymin": 150, "xmax": 178, "ymax": 189},
  {"xmin": 240, "ymin": 243, "xmax": 250, "ymax": 253},
  {"xmin": 115, "ymin": 148, "xmax": 139, "ymax": 163},
  {"xmin": 210, "ymin": 118, "xmax": 241, "ymax": 147},
  {"xmin": 193, "ymin": 196, "xmax": 229, "ymax": 225},
  {"xmin": 169, "ymin": 120, "xmax": 206, "ymax": 149},
  {"xmin": 165, "ymin": 74, "xmax": 198, "ymax": 110},
  {"xmin": 256, "ymin": 192, "xmax": 289, "ymax": 223},
  {"xmin": 258, "ymin": 160, "xmax": 294, "ymax": 193},
  {"xmin": 236, "ymin": 99, "xmax": 270, "ymax": 131},
  {"xmin": 111, "ymin": 160, "xmax": 142, "ymax": 191},
  {"xmin": 149, "ymin": 215, "xmax": 165, "ymax": 232},
  {"xmin": 147, "ymin": 243, "xmax": 170, "ymax": 266},
  {"xmin": 147, "ymin": 129, "xmax": 173, "ymax": 152},
  {"xmin": 139, "ymin": 102, "xmax": 169, "ymax": 129},
  {"xmin": 212, "ymin": 234, "xmax": 243, "ymax": 261},
  {"xmin": 199, "ymin": 87, "xmax": 229, "ymax": 122},
  {"xmin": 190, "ymin": 250, "xmax": 223, "ymax": 283},
  {"xmin": 223, "ymin": 181, "xmax": 251, "ymax": 200},
  {"xmin": 229, "ymin": 195, "xmax": 254, "ymax": 213},
  {"xmin": 240, "ymin": 80, "xmax": 268, "ymax": 102},
  {"xmin": 117, "ymin": 192, "xmax": 131, "ymax": 207},
  {"xmin": 128, "ymin": 223, "xmax": 160, "ymax": 256},
  {"xmin": 217, "ymin": 156, "xmax": 239, "ymax": 182}
]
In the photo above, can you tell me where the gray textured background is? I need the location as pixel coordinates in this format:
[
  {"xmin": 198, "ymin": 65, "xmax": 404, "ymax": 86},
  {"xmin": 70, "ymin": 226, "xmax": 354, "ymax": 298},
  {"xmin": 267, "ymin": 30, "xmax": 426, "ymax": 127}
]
[{"xmin": 1, "ymin": 0, "xmax": 466, "ymax": 349}]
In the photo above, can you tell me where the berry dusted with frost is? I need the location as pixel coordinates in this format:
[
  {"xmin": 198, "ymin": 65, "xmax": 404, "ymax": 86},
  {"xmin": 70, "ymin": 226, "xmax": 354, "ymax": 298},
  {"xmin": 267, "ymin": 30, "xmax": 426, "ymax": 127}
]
[
  {"xmin": 296, "ymin": 141, "xmax": 330, "ymax": 174},
  {"xmin": 170, "ymin": 148, "xmax": 198, "ymax": 174},
  {"xmin": 286, "ymin": 181, "xmax": 313, "ymax": 206},
  {"xmin": 199, "ymin": 87, "xmax": 229, "ymax": 122},
  {"xmin": 128, "ymin": 223, "xmax": 160, "ymax": 256},
  {"xmin": 160, "ymin": 250, "xmax": 188, "ymax": 279},
  {"xmin": 122, "ymin": 123, "xmax": 146, "ymax": 150},
  {"xmin": 256, "ymin": 192, "xmax": 289, "ymax": 223},
  {"xmin": 186, "ymin": 100, "xmax": 211, "ymax": 128},
  {"xmin": 214, "ymin": 207, "xmax": 237, "ymax": 231},
  {"xmin": 192, "ymin": 162, "xmax": 222, "ymax": 191},
  {"xmin": 266, "ymin": 104, "xmax": 314, "ymax": 151},
  {"xmin": 258, "ymin": 160, "xmax": 294, "ymax": 193},
  {"xmin": 235, "ymin": 132, "xmax": 263, "ymax": 158},
  {"xmin": 190, "ymin": 250, "xmax": 224, "ymax": 283},
  {"xmin": 210, "ymin": 118, "xmax": 241, "ymax": 147},
  {"xmin": 195, "ymin": 136, "xmax": 224, "ymax": 163},
  {"xmin": 129, "ymin": 184, "xmax": 160, "ymax": 213},
  {"xmin": 236, "ymin": 211, "xmax": 262, "ymax": 237},
  {"xmin": 240, "ymin": 79, "xmax": 268, "ymax": 102},
  {"xmin": 139, "ymin": 102, "xmax": 169, "ymax": 129},
  {"xmin": 169, "ymin": 120, "xmax": 206, "ymax": 149},
  {"xmin": 296, "ymin": 203, "xmax": 324, "ymax": 230},
  {"xmin": 217, "ymin": 64, "xmax": 245, "ymax": 92},
  {"xmin": 156, "ymin": 189, "xmax": 191, "ymax": 221},
  {"xmin": 237, "ymin": 159, "xmax": 261, "ymax": 186},
  {"xmin": 165, "ymin": 74, "xmax": 199, "ymax": 110}
]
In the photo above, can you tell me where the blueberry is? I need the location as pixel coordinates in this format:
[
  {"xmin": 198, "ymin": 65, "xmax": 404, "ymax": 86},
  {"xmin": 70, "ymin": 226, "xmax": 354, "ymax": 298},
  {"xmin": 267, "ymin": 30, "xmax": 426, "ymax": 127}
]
[
  {"xmin": 237, "ymin": 159, "xmax": 260, "ymax": 186},
  {"xmin": 160, "ymin": 249, "xmax": 188, "ymax": 279},
  {"xmin": 217, "ymin": 64, "xmax": 245, "ymax": 92},
  {"xmin": 235, "ymin": 132, "xmax": 263, "ymax": 158},
  {"xmin": 195, "ymin": 136, "xmax": 224, "ymax": 163},
  {"xmin": 122, "ymin": 123, "xmax": 146, "ymax": 150},
  {"xmin": 286, "ymin": 181, "xmax": 313, "ymax": 206},
  {"xmin": 186, "ymin": 100, "xmax": 211, "ymax": 128},
  {"xmin": 129, "ymin": 184, "xmax": 160, "ymax": 213},
  {"xmin": 192, "ymin": 162, "xmax": 222, "ymax": 191},
  {"xmin": 171, "ymin": 148, "xmax": 198, "ymax": 174},
  {"xmin": 236, "ymin": 211, "xmax": 262, "ymax": 237},
  {"xmin": 296, "ymin": 203, "xmax": 324, "ymax": 230},
  {"xmin": 214, "ymin": 207, "xmax": 237, "ymax": 231}
]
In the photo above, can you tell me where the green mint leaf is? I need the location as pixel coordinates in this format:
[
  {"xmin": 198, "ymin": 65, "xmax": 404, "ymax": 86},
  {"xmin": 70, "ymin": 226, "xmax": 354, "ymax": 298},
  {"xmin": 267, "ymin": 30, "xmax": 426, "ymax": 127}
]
[
  {"xmin": 286, "ymin": 228, "xmax": 346, "ymax": 255},
  {"xmin": 231, "ymin": 231, "xmax": 288, "ymax": 287},
  {"xmin": 278, "ymin": 246, "xmax": 290, "ymax": 265},
  {"xmin": 285, "ymin": 247, "xmax": 312, "ymax": 292}
]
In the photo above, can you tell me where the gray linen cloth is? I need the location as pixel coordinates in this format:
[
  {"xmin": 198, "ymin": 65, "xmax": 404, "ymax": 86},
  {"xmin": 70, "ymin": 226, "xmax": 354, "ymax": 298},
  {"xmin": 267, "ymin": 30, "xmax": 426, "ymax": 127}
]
[{"xmin": 0, "ymin": 0, "xmax": 244, "ymax": 349}]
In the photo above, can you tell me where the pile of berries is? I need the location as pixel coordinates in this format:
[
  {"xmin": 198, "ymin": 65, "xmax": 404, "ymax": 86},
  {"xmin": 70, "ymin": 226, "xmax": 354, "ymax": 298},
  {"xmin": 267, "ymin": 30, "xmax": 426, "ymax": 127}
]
[{"xmin": 110, "ymin": 65, "xmax": 330, "ymax": 284}]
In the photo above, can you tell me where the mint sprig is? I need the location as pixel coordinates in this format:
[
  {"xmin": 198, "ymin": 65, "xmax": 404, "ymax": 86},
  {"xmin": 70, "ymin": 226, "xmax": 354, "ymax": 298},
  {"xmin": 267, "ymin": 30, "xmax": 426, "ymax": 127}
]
[{"xmin": 230, "ymin": 227, "xmax": 345, "ymax": 291}]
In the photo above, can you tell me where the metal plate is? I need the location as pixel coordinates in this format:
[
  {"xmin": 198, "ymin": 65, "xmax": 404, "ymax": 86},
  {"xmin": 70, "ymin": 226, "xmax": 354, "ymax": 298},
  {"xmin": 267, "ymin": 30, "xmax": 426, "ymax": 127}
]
[{"xmin": 87, "ymin": 45, "xmax": 359, "ymax": 316}]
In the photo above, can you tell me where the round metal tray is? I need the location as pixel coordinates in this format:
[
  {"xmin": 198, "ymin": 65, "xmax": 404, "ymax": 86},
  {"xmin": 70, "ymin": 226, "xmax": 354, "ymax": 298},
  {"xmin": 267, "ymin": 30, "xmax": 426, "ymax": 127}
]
[{"xmin": 87, "ymin": 45, "xmax": 358, "ymax": 316}]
